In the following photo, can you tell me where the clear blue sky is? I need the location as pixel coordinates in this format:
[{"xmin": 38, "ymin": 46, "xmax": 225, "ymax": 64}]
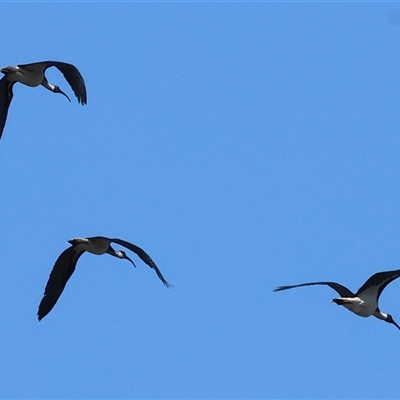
[{"xmin": 1, "ymin": 2, "xmax": 400, "ymax": 398}]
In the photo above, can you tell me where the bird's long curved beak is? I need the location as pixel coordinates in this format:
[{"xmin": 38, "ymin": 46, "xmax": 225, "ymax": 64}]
[
  {"xmin": 122, "ymin": 252, "xmax": 136, "ymax": 268},
  {"xmin": 56, "ymin": 88, "xmax": 71, "ymax": 102},
  {"xmin": 107, "ymin": 245, "xmax": 137, "ymax": 268},
  {"xmin": 392, "ymin": 319, "xmax": 400, "ymax": 331}
]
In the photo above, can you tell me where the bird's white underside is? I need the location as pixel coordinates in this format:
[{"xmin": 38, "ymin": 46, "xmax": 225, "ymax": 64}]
[
  {"xmin": 71, "ymin": 237, "xmax": 111, "ymax": 255},
  {"xmin": 10, "ymin": 67, "xmax": 44, "ymax": 87}
]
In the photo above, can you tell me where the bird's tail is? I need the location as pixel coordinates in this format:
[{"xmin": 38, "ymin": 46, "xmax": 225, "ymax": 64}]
[{"xmin": 332, "ymin": 298, "xmax": 351, "ymax": 305}]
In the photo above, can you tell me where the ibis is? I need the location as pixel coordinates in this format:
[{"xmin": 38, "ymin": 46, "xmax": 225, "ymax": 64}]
[
  {"xmin": 37, "ymin": 236, "xmax": 172, "ymax": 321},
  {"xmin": 0, "ymin": 61, "xmax": 87, "ymax": 140},
  {"xmin": 274, "ymin": 269, "xmax": 400, "ymax": 331}
]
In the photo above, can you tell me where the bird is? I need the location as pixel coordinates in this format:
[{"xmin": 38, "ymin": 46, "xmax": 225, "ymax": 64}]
[
  {"xmin": 0, "ymin": 60, "xmax": 87, "ymax": 140},
  {"xmin": 274, "ymin": 269, "xmax": 400, "ymax": 331},
  {"xmin": 37, "ymin": 236, "xmax": 172, "ymax": 321}
]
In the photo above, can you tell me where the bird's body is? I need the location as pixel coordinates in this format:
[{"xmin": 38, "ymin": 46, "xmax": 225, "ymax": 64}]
[
  {"xmin": 274, "ymin": 270, "xmax": 400, "ymax": 330},
  {"xmin": 37, "ymin": 236, "xmax": 172, "ymax": 321},
  {"xmin": 69, "ymin": 237, "xmax": 114, "ymax": 255},
  {"xmin": 2, "ymin": 65, "xmax": 44, "ymax": 87},
  {"xmin": 0, "ymin": 60, "xmax": 87, "ymax": 140},
  {"xmin": 332, "ymin": 296, "xmax": 379, "ymax": 318}
]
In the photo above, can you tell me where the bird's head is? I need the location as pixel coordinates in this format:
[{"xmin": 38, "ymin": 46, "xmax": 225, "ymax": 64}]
[
  {"xmin": 52, "ymin": 85, "xmax": 71, "ymax": 102},
  {"xmin": 385, "ymin": 313, "xmax": 400, "ymax": 330},
  {"xmin": 106, "ymin": 244, "xmax": 136, "ymax": 267},
  {"xmin": 114, "ymin": 249, "xmax": 137, "ymax": 268}
]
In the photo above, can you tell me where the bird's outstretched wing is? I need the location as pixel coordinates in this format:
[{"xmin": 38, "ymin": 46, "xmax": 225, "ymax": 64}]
[
  {"xmin": 37, "ymin": 247, "xmax": 84, "ymax": 321},
  {"xmin": 111, "ymin": 238, "xmax": 172, "ymax": 288},
  {"xmin": 19, "ymin": 61, "xmax": 87, "ymax": 105},
  {"xmin": 274, "ymin": 281, "xmax": 354, "ymax": 297},
  {"xmin": 356, "ymin": 269, "xmax": 400, "ymax": 300},
  {"xmin": 0, "ymin": 77, "xmax": 15, "ymax": 140}
]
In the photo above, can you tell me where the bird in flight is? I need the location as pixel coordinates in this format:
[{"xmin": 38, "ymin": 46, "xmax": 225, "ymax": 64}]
[
  {"xmin": 274, "ymin": 269, "xmax": 400, "ymax": 331},
  {"xmin": 38, "ymin": 236, "xmax": 172, "ymax": 321},
  {"xmin": 0, "ymin": 60, "xmax": 87, "ymax": 140}
]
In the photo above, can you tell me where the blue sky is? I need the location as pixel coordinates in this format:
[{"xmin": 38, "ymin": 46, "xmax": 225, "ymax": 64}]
[{"xmin": 1, "ymin": 2, "xmax": 400, "ymax": 398}]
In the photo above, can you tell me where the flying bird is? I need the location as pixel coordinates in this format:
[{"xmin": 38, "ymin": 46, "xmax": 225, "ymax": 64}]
[
  {"xmin": 38, "ymin": 236, "xmax": 172, "ymax": 321},
  {"xmin": 0, "ymin": 60, "xmax": 87, "ymax": 140},
  {"xmin": 274, "ymin": 269, "xmax": 400, "ymax": 331}
]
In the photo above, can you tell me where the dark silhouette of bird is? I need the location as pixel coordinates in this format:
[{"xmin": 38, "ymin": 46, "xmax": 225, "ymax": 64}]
[
  {"xmin": 274, "ymin": 269, "xmax": 400, "ymax": 331},
  {"xmin": 38, "ymin": 236, "xmax": 171, "ymax": 321},
  {"xmin": 0, "ymin": 60, "xmax": 87, "ymax": 140}
]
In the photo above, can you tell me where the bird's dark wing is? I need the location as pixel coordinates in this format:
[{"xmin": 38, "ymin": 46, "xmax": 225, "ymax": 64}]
[
  {"xmin": 110, "ymin": 238, "xmax": 172, "ymax": 288},
  {"xmin": 37, "ymin": 247, "xmax": 84, "ymax": 321},
  {"xmin": 0, "ymin": 77, "xmax": 15, "ymax": 140},
  {"xmin": 356, "ymin": 270, "xmax": 400, "ymax": 300},
  {"xmin": 49, "ymin": 62, "xmax": 86, "ymax": 105},
  {"xmin": 19, "ymin": 61, "xmax": 87, "ymax": 105},
  {"xmin": 274, "ymin": 281, "xmax": 354, "ymax": 297}
]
